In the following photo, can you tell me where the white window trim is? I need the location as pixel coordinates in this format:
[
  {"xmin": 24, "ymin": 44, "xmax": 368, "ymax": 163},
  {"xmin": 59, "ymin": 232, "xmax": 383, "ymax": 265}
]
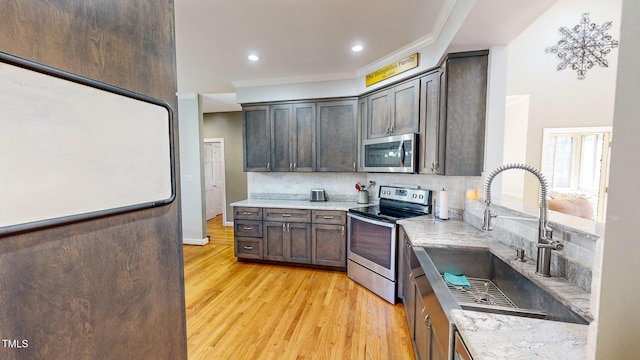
[{"xmin": 541, "ymin": 126, "xmax": 612, "ymax": 222}]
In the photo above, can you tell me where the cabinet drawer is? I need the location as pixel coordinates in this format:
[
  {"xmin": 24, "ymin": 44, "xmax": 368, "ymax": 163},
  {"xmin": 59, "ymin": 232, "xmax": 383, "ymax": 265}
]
[
  {"xmin": 312, "ymin": 210, "xmax": 346, "ymax": 225},
  {"xmin": 235, "ymin": 238, "xmax": 262, "ymax": 259},
  {"xmin": 234, "ymin": 220, "xmax": 262, "ymax": 238},
  {"xmin": 234, "ymin": 207, "xmax": 263, "ymax": 220},
  {"xmin": 263, "ymin": 208, "xmax": 311, "ymax": 223}
]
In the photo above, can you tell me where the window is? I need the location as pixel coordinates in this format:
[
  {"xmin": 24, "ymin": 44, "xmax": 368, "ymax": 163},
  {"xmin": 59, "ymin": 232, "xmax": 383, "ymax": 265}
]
[{"xmin": 541, "ymin": 127, "xmax": 612, "ymax": 222}]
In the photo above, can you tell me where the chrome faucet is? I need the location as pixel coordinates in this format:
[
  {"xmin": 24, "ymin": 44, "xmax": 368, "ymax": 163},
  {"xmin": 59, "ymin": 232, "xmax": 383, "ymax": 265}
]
[{"xmin": 482, "ymin": 163, "xmax": 564, "ymax": 277}]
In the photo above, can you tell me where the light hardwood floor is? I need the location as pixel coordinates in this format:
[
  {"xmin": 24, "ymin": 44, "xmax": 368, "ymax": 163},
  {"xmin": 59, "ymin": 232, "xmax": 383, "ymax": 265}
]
[{"xmin": 183, "ymin": 216, "xmax": 416, "ymax": 360}]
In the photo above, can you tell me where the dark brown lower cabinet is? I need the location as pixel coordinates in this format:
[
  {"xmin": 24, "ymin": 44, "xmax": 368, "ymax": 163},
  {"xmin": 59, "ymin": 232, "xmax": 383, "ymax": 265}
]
[
  {"xmin": 233, "ymin": 207, "xmax": 347, "ymax": 269},
  {"xmin": 311, "ymin": 223, "xmax": 346, "ymax": 267},
  {"xmin": 311, "ymin": 210, "xmax": 347, "ymax": 267},
  {"xmin": 414, "ymin": 276, "xmax": 446, "ymax": 360},
  {"xmin": 263, "ymin": 221, "xmax": 311, "ymax": 264},
  {"xmin": 400, "ymin": 229, "xmax": 447, "ymax": 360}
]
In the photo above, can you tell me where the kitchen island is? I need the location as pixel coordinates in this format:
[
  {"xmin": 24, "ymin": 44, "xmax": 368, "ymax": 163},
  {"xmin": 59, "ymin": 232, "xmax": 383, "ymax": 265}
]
[{"xmin": 398, "ymin": 216, "xmax": 591, "ymax": 359}]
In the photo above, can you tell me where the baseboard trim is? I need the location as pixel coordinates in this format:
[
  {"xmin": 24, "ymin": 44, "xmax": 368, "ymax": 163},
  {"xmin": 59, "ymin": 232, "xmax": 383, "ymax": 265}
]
[{"xmin": 183, "ymin": 236, "xmax": 209, "ymax": 246}]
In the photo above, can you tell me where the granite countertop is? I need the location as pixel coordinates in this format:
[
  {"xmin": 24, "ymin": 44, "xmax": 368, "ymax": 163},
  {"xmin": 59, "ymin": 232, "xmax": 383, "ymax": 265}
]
[
  {"xmin": 451, "ymin": 310, "xmax": 588, "ymax": 360},
  {"xmin": 231, "ymin": 199, "xmax": 372, "ymax": 211},
  {"xmin": 398, "ymin": 216, "xmax": 592, "ymax": 359}
]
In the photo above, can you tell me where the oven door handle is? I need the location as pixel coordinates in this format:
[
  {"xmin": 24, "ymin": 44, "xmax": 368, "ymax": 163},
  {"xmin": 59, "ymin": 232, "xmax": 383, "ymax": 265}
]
[{"xmin": 347, "ymin": 212, "xmax": 396, "ymax": 229}]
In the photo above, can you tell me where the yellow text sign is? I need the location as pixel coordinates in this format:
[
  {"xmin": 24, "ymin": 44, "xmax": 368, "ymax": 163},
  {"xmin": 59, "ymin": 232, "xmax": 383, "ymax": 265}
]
[{"xmin": 366, "ymin": 53, "xmax": 419, "ymax": 87}]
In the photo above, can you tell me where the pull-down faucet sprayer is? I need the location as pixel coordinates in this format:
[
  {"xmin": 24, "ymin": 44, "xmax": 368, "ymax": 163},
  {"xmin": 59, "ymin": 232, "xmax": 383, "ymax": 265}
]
[{"xmin": 482, "ymin": 163, "xmax": 564, "ymax": 277}]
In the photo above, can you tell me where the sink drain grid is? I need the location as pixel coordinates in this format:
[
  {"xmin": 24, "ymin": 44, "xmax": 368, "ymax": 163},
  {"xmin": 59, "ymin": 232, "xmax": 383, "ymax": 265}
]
[{"xmin": 445, "ymin": 277, "xmax": 517, "ymax": 308}]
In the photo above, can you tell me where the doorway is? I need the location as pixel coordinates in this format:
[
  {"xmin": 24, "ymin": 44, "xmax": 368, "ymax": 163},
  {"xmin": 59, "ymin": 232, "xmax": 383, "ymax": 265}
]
[{"xmin": 203, "ymin": 138, "xmax": 226, "ymax": 222}]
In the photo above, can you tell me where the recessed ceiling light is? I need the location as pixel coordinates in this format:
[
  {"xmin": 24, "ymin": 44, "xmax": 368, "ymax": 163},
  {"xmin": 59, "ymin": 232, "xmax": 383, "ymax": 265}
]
[
  {"xmin": 248, "ymin": 54, "xmax": 260, "ymax": 61},
  {"xmin": 351, "ymin": 45, "xmax": 364, "ymax": 52}
]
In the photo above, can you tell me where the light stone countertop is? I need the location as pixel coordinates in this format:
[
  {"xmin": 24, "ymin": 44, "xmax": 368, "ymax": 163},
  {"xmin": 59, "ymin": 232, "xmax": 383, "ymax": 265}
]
[
  {"xmin": 397, "ymin": 216, "xmax": 592, "ymax": 359},
  {"xmin": 451, "ymin": 309, "xmax": 588, "ymax": 360},
  {"xmin": 231, "ymin": 199, "xmax": 372, "ymax": 212}
]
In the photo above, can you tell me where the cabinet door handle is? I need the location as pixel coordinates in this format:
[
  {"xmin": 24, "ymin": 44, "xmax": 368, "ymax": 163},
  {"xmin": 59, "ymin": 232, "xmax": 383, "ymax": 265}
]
[
  {"xmin": 282, "ymin": 214, "xmax": 291, "ymax": 217},
  {"xmin": 293, "ymin": 163, "xmax": 297, "ymax": 171},
  {"xmin": 422, "ymin": 308, "xmax": 429, "ymax": 320},
  {"xmin": 242, "ymin": 212, "xmax": 253, "ymax": 215},
  {"xmin": 342, "ymin": 226, "xmax": 345, "ymax": 236},
  {"xmin": 323, "ymin": 216, "xmax": 334, "ymax": 219},
  {"xmin": 282, "ymin": 223, "xmax": 286, "ymax": 231},
  {"xmin": 390, "ymin": 124, "xmax": 394, "ymax": 134},
  {"xmin": 353, "ymin": 162, "xmax": 356, "ymax": 171},
  {"xmin": 243, "ymin": 246, "xmax": 253, "ymax": 250},
  {"xmin": 290, "ymin": 163, "xmax": 293, "ymax": 171},
  {"xmin": 287, "ymin": 223, "xmax": 290, "ymax": 232},
  {"xmin": 243, "ymin": 227, "xmax": 253, "ymax": 230},
  {"xmin": 421, "ymin": 307, "xmax": 430, "ymax": 322},
  {"xmin": 267, "ymin": 162, "xmax": 271, "ymax": 171}
]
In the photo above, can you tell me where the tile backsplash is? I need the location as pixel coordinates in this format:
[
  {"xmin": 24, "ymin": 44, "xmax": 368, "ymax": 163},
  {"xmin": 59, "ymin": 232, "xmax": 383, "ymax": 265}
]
[
  {"xmin": 248, "ymin": 172, "xmax": 363, "ymax": 201},
  {"xmin": 247, "ymin": 172, "xmax": 480, "ymax": 219}
]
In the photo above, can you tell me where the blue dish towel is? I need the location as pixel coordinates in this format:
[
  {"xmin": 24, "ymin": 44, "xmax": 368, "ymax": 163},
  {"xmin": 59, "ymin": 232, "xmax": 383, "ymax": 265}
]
[{"xmin": 444, "ymin": 272, "xmax": 471, "ymax": 288}]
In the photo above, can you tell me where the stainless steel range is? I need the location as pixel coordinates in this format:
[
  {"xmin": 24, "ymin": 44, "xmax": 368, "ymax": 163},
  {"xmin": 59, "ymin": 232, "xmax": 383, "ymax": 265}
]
[{"xmin": 347, "ymin": 185, "xmax": 432, "ymax": 304}]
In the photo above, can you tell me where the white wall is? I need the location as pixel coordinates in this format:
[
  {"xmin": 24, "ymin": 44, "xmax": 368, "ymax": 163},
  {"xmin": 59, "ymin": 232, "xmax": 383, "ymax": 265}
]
[
  {"xmin": 177, "ymin": 93, "xmax": 208, "ymax": 245},
  {"xmin": 235, "ymin": 78, "xmax": 359, "ymax": 105},
  {"xmin": 505, "ymin": 0, "xmax": 621, "ymax": 206},
  {"xmin": 482, "ymin": 46, "xmax": 509, "ymax": 204},
  {"xmin": 502, "ymin": 95, "xmax": 530, "ymax": 201},
  {"xmin": 589, "ymin": 0, "xmax": 640, "ymax": 357}
]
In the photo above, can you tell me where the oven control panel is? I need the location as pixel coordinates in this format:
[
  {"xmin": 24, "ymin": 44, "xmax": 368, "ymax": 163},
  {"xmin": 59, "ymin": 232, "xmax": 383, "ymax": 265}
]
[{"xmin": 378, "ymin": 186, "xmax": 431, "ymax": 205}]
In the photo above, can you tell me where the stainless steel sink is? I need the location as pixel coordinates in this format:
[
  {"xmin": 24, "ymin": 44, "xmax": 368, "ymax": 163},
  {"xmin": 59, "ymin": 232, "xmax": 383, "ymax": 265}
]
[{"xmin": 422, "ymin": 246, "xmax": 589, "ymax": 325}]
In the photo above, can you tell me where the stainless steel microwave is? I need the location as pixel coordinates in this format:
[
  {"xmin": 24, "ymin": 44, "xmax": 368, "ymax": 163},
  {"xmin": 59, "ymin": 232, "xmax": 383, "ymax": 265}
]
[{"xmin": 361, "ymin": 133, "xmax": 417, "ymax": 173}]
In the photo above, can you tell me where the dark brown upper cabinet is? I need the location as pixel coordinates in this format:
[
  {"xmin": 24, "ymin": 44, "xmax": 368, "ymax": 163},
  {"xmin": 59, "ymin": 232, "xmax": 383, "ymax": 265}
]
[
  {"xmin": 243, "ymin": 99, "xmax": 357, "ymax": 172},
  {"xmin": 365, "ymin": 78, "xmax": 420, "ymax": 139},
  {"xmin": 420, "ymin": 51, "xmax": 488, "ymax": 176}
]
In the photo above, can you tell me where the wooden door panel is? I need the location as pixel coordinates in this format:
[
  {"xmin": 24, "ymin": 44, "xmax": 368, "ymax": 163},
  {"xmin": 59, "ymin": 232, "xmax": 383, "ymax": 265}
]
[
  {"xmin": 316, "ymin": 100, "xmax": 358, "ymax": 172},
  {"xmin": 368, "ymin": 90, "xmax": 390, "ymax": 139},
  {"xmin": 271, "ymin": 104, "xmax": 292, "ymax": 171},
  {"xmin": 391, "ymin": 79, "xmax": 420, "ymax": 135},
  {"xmin": 292, "ymin": 103, "xmax": 316, "ymax": 171},
  {"xmin": 288, "ymin": 223, "xmax": 311, "ymax": 264},
  {"xmin": 312, "ymin": 224, "xmax": 345, "ymax": 267},
  {"xmin": 243, "ymin": 106, "xmax": 271, "ymax": 171},
  {"xmin": 264, "ymin": 222, "xmax": 285, "ymax": 261}
]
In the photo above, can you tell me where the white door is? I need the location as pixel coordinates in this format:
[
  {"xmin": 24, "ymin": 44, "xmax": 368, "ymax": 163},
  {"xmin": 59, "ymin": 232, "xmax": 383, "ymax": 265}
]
[
  {"xmin": 204, "ymin": 143, "xmax": 216, "ymax": 220},
  {"xmin": 212, "ymin": 143, "xmax": 224, "ymax": 217}
]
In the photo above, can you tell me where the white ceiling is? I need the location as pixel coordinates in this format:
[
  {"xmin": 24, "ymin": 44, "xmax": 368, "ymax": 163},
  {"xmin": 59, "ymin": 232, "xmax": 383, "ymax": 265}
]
[{"xmin": 174, "ymin": 0, "xmax": 557, "ymax": 113}]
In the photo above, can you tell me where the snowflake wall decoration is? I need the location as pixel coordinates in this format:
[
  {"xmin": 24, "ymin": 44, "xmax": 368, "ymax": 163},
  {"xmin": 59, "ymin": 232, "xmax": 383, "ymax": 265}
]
[{"xmin": 546, "ymin": 13, "xmax": 619, "ymax": 80}]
